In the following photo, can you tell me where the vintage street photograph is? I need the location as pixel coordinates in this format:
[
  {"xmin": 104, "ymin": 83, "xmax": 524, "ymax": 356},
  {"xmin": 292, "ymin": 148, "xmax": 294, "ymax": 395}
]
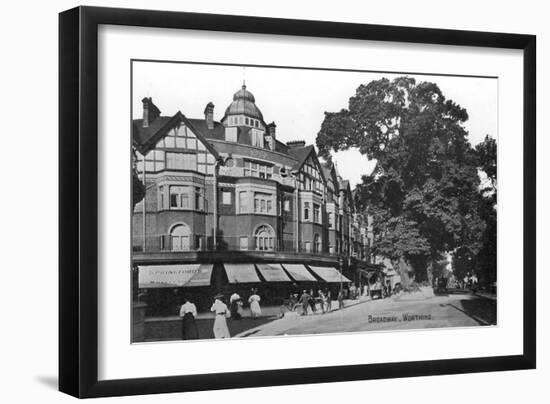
[{"xmin": 131, "ymin": 61, "xmax": 497, "ymax": 343}]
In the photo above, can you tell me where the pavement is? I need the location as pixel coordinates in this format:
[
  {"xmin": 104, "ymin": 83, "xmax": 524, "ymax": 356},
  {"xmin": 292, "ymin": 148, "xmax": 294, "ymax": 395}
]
[
  {"xmin": 233, "ymin": 291, "xmax": 496, "ymax": 338},
  {"xmin": 142, "ymin": 291, "xmax": 496, "ymax": 341}
]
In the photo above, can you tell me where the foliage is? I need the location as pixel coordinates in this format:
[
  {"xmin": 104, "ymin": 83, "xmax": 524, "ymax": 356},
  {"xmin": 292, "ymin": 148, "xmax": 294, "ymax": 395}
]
[
  {"xmin": 317, "ymin": 77, "xmax": 485, "ymax": 280},
  {"xmin": 473, "ymin": 135, "xmax": 497, "ymax": 285}
]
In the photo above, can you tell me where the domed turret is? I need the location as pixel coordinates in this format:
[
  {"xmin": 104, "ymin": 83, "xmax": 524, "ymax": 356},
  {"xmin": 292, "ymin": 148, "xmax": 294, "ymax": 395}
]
[{"xmin": 224, "ymin": 84, "xmax": 264, "ymax": 121}]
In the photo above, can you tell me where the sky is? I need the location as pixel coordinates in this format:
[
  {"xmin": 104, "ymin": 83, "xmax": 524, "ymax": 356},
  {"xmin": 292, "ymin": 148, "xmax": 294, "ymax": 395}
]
[{"xmin": 133, "ymin": 61, "xmax": 497, "ymax": 187}]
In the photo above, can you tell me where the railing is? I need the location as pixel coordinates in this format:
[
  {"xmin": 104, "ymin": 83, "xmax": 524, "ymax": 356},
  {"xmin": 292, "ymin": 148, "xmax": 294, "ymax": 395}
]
[{"xmin": 133, "ymin": 234, "xmax": 353, "ymax": 258}]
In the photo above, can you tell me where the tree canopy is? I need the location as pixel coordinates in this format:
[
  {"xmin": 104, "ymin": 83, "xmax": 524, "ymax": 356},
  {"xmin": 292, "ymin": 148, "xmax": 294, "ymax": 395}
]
[{"xmin": 317, "ymin": 77, "xmax": 487, "ymax": 280}]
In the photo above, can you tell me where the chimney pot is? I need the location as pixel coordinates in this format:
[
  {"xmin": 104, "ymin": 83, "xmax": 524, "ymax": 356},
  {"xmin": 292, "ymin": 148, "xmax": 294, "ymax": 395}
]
[{"xmin": 204, "ymin": 102, "xmax": 215, "ymax": 130}]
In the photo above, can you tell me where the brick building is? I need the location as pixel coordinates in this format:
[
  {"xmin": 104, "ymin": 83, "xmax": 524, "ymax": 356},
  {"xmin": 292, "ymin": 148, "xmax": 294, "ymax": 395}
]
[{"xmin": 132, "ymin": 84, "xmax": 373, "ymax": 314}]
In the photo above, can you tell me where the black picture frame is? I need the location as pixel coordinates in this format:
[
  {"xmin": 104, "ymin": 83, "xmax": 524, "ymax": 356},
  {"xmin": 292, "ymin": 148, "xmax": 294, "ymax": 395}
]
[{"xmin": 59, "ymin": 6, "xmax": 536, "ymax": 398}]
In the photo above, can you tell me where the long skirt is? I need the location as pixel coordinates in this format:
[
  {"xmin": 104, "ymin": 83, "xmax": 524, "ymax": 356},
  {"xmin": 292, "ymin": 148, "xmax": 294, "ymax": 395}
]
[
  {"xmin": 181, "ymin": 313, "xmax": 199, "ymax": 340},
  {"xmin": 230, "ymin": 301, "xmax": 242, "ymax": 320},
  {"xmin": 213, "ymin": 315, "xmax": 230, "ymax": 338},
  {"xmin": 250, "ymin": 301, "xmax": 262, "ymax": 317}
]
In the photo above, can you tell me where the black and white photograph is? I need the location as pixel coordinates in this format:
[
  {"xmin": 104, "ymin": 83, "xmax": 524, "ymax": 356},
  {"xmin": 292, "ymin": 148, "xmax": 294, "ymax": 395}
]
[{"xmin": 131, "ymin": 61, "xmax": 498, "ymax": 343}]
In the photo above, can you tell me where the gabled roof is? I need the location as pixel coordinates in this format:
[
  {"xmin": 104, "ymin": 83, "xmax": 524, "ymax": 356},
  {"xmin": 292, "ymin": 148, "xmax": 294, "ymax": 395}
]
[
  {"xmin": 321, "ymin": 161, "xmax": 339, "ymax": 191},
  {"xmin": 132, "ymin": 112, "xmax": 220, "ymax": 160},
  {"xmin": 288, "ymin": 145, "xmax": 314, "ymax": 170},
  {"xmin": 288, "ymin": 145, "xmax": 327, "ymax": 183}
]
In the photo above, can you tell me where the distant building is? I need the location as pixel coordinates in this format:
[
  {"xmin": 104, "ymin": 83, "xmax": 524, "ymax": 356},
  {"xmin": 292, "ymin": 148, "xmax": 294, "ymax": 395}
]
[{"xmin": 132, "ymin": 85, "xmax": 373, "ymax": 314}]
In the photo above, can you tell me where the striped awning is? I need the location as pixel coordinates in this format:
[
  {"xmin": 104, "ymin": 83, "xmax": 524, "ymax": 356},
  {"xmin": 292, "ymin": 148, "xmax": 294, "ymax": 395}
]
[
  {"xmin": 138, "ymin": 264, "xmax": 213, "ymax": 288},
  {"xmin": 223, "ymin": 263, "xmax": 261, "ymax": 284},
  {"xmin": 281, "ymin": 264, "xmax": 317, "ymax": 282},
  {"xmin": 308, "ymin": 266, "xmax": 352, "ymax": 283},
  {"xmin": 256, "ymin": 263, "xmax": 292, "ymax": 282}
]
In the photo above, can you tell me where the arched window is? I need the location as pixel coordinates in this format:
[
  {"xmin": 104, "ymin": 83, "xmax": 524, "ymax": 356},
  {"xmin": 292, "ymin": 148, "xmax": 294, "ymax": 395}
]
[
  {"xmin": 170, "ymin": 224, "xmax": 190, "ymax": 251},
  {"xmin": 255, "ymin": 225, "xmax": 275, "ymax": 251},
  {"xmin": 314, "ymin": 234, "xmax": 321, "ymax": 253}
]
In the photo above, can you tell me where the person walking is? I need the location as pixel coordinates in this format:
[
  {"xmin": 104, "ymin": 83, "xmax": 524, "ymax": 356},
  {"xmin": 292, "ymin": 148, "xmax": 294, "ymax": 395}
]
[
  {"xmin": 248, "ymin": 289, "xmax": 262, "ymax": 319},
  {"xmin": 337, "ymin": 289, "xmax": 345, "ymax": 310},
  {"xmin": 210, "ymin": 294, "xmax": 230, "ymax": 339},
  {"xmin": 326, "ymin": 289, "xmax": 332, "ymax": 312},
  {"xmin": 179, "ymin": 298, "xmax": 199, "ymax": 340},
  {"xmin": 308, "ymin": 289, "xmax": 317, "ymax": 314},
  {"xmin": 318, "ymin": 289, "xmax": 327, "ymax": 313},
  {"xmin": 229, "ymin": 291, "xmax": 242, "ymax": 320},
  {"xmin": 298, "ymin": 290, "xmax": 311, "ymax": 316}
]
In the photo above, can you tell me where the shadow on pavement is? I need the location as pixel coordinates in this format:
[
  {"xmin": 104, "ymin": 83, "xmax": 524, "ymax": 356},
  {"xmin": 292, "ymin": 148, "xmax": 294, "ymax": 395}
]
[
  {"xmin": 449, "ymin": 297, "xmax": 497, "ymax": 325},
  {"xmin": 145, "ymin": 316, "xmax": 277, "ymax": 341}
]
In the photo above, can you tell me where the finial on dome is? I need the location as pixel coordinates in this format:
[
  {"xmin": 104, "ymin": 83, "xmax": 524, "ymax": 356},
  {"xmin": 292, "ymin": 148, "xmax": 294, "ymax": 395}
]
[{"xmin": 242, "ymin": 80, "xmax": 246, "ymax": 90}]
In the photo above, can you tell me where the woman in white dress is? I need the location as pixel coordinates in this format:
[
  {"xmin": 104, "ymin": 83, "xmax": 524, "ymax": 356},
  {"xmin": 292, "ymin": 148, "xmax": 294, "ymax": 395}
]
[
  {"xmin": 248, "ymin": 290, "xmax": 262, "ymax": 319},
  {"xmin": 210, "ymin": 294, "xmax": 230, "ymax": 339}
]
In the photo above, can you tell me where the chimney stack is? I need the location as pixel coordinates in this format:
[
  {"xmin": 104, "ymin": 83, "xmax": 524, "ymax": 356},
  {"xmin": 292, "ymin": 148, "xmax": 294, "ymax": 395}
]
[
  {"xmin": 266, "ymin": 122, "xmax": 277, "ymax": 151},
  {"xmin": 204, "ymin": 102, "xmax": 215, "ymax": 130},
  {"xmin": 142, "ymin": 97, "xmax": 160, "ymax": 128}
]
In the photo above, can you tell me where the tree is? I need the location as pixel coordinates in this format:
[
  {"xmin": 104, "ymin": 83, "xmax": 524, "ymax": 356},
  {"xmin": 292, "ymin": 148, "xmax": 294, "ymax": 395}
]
[
  {"xmin": 317, "ymin": 77, "xmax": 485, "ymax": 281},
  {"xmin": 474, "ymin": 135, "xmax": 497, "ymax": 286}
]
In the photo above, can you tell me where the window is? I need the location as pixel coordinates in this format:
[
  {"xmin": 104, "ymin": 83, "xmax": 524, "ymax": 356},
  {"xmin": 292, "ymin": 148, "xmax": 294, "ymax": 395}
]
[
  {"xmin": 169, "ymin": 186, "xmax": 191, "ymax": 209},
  {"xmin": 284, "ymin": 199, "xmax": 290, "ymax": 212},
  {"xmin": 245, "ymin": 117, "xmax": 249, "ymax": 125},
  {"xmin": 304, "ymin": 202, "xmax": 310, "ymax": 220},
  {"xmin": 170, "ymin": 224, "xmax": 190, "ymax": 251},
  {"xmin": 239, "ymin": 191, "xmax": 248, "ymax": 213},
  {"xmin": 158, "ymin": 186, "xmax": 164, "ymax": 210},
  {"xmin": 244, "ymin": 160, "xmax": 272, "ymax": 179},
  {"xmin": 313, "ymin": 204, "xmax": 321, "ymax": 224},
  {"xmin": 328, "ymin": 212, "xmax": 334, "ymax": 228},
  {"xmin": 255, "ymin": 225, "xmax": 274, "ymax": 251},
  {"xmin": 139, "ymin": 150, "xmax": 165, "ymax": 173},
  {"xmin": 166, "ymin": 152, "xmax": 197, "ymax": 171},
  {"xmin": 195, "ymin": 187, "xmax": 203, "ymax": 210},
  {"xmin": 251, "ymin": 129, "xmax": 264, "ymax": 148},
  {"xmin": 222, "ymin": 191, "xmax": 232, "ymax": 205},
  {"xmin": 314, "ymin": 234, "xmax": 321, "ymax": 253},
  {"xmin": 195, "ymin": 235, "xmax": 203, "ymax": 250},
  {"xmin": 240, "ymin": 236, "xmax": 248, "ymax": 250},
  {"xmin": 254, "ymin": 193, "xmax": 272, "ymax": 214},
  {"xmin": 305, "ymin": 241, "xmax": 311, "ymax": 253}
]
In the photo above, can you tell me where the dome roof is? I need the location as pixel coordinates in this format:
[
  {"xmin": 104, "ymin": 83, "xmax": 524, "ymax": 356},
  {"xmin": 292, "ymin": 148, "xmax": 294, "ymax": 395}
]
[{"xmin": 224, "ymin": 84, "xmax": 264, "ymax": 120}]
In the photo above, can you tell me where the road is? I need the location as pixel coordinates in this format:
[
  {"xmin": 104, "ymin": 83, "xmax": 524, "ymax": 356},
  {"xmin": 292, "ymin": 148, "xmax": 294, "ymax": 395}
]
[{"xmin": 236, "ymin": 291, "xmax": 496, "ymax": 338}]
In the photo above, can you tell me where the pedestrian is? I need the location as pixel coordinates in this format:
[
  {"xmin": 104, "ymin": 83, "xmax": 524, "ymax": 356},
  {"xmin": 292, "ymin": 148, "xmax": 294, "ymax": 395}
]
[
  {"xmin": 210, "ymin": 293, "xmax": 230, "ymax": 339},
  {"xmin": 308, "ymin": 289, "xmax": 317, "ymax": 314},
  {"xmin": 337, "ymin": 289, "xmax": 345, "ymax": 310},
  {"xmin": 326, "ymin": 289, "xmax": 332, "ymax": 312},
  {"xmin": 299, "ymin": 290, "xmax": 311, "ymax": 316},
  {"xmin": 248, "ymin": 289, "xmax": 262, "ymax": 319},
  {"xmin": 179, "ymin": 298, "xmax": 199, "ymax": 340},
  {"xmin": 318, "ymin": 289, "xmax": 327, "ymax": 313},
  {"xmin": 229, "ymin": 290, "xmax": 242, "ymax": 320},
  {"xmin": 288, "ymin": 293, "xmax": 298, "ymax": 311}
]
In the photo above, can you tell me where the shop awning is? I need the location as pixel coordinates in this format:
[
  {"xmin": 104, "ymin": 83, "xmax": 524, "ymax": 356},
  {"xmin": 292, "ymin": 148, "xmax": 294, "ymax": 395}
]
[
  {"xmin": 281, "ymin": 264, "xmax": 317, "ymax": 282},
  {"xmin": 256, "ymin": 263, "xmax": 292, "ymax": 282},
  {"xmin": 223, "ymin": 263, "xmax": 261, "ymax": 284},
  {"xmin": 138, "ymin": 264, "xmax": 212, "ymax": 288},
  {"xmin": 185, "ymin": 264, "xmax": 214, "ymax": 287},
  {"xmin": 308, "ymin": 266, "xmax": 352, "ymax": 283}
]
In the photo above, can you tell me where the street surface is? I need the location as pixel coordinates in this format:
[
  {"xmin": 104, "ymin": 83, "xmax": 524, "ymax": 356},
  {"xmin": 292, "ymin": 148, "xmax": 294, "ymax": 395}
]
[{"xmin": 235, "ymin": 291, "xmax": 496, "ymax": 338}]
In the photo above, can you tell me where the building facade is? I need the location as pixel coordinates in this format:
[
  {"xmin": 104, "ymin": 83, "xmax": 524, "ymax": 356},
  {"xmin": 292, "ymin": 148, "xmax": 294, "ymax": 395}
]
[{"xmin": 132, "ymin": 85, "xmax": 373, "ymax": 314}]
